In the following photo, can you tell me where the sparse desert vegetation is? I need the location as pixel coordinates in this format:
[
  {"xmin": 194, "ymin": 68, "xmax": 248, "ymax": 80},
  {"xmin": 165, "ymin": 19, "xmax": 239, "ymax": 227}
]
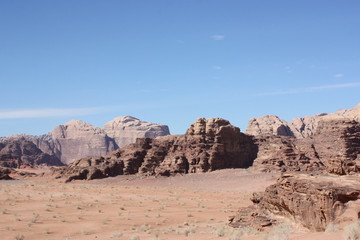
[{"xmin": 1, "ymin": 169, "xmax": 353, "ymax": 240}]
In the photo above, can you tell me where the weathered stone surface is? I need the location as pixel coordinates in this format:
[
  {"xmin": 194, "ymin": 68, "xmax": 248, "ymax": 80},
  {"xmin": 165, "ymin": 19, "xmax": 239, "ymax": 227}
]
[
  {"xmin": 51, "ymin": 120, "xmax": 117, "ymax": 165},
  {"xmin": 246, "ymin": 115, "xmax": 294, "ymax": 137},
  {"xmin": 251, "ymin": 112, "xmax": 360, "ymax": 175},
  {"xmin": 257, "ymin": 173, "xmax": 360, "ymax": 231},
  {"xmin": 228, "ymin": 204, "xmax": 276, "ymax": 231},
  {"xmin": 251, "ymin": 135, "xmax": 324, "ymax": 173},
  {"xmin": 59, "ymin": 118, "xmax": 257, "ymax": 181},
  {"xmin": 0, "ymin": 139, "xmax": 63, "ymax": 168},
  {"xmin": 289, "ymin": 113, "xmax": 327, "ymax": 138},
  {"xmin": 103, "ymin": 116, "xmax": 170, "ymax": 148},
  {"xmin": 313, "ymin": 119, "xmax": 360, "ymax": 175}
]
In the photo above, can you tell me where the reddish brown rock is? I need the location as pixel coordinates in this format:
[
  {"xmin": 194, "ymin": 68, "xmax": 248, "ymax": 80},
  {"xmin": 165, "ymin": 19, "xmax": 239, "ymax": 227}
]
[
  {"xmin": 251, "ymin": 118, "xmax": 360, "ymax": 175},
  {"xmin": 230, "ymin": 173, "xmax": 360, "ymax": 232},
  {"xmin": 259, "ymin": 173, "xmax": 360, "ymax": 231},
  {"xmin": 251, "ymin": 134, "xmax": 324, "ymax": 172},
  {"xmin": 59, "ymin": 118, "xmax": 257, "ymax": 181},
  {"xmin": 0, "ymin": 167, "xmax": 13, "ymax": 180},
  {"xmin": 0, "ymin": 139, "xmax": 64, "ymax": 168}
]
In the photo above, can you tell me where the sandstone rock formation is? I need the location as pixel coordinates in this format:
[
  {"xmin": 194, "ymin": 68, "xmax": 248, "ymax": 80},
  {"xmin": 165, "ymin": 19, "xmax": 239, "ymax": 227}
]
[
  {"xmin": 246, "ymin": 104, "xmax": 359, "ymax": 139},
  {"xmin": 103, "ymin": 116, "xmax": 170, "ymax": 148},
  {"xmin": 251, "ymin": 135, "xmax": 324, "ymax": 173},
  {"xmin": 230, "ymin": 173, "xmax": 360, "ymax": 232},
  {"xmin": 251, "ymin": 118, "xmax": 360, "ymax": 175},
  {"xmin": 289, "ymin": 113, "xmax": 327, "ymax": 138},
  {"xmin": 0, "ymin": 139, "xmax": 63, "ymax": 168},
  {"xmin": 56, "ymin": 118, "xmax": 257, "ymax": 181},
  {"xmin": 0, "ymin": 116, "xmax": 170, "ymax": 165},
  {"xmin": 51, "ymin": 120, "xmax": 117, "ymax": 165},
  {"xmin": 246, "ymin": 115, "xmax": 294, "ymax": 137}
]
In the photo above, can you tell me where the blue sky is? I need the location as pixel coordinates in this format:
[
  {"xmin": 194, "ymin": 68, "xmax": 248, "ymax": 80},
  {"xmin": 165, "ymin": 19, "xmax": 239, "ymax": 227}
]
[{"xmin": 0, "ymin": 0, "xmax": 359, "ymax": 136}]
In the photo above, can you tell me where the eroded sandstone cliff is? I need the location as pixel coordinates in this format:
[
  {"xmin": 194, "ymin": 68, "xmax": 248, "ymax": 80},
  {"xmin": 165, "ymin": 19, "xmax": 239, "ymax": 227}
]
[{"xmin": 56, "ymin": 118, "xmax": 257, "ymax": 182}]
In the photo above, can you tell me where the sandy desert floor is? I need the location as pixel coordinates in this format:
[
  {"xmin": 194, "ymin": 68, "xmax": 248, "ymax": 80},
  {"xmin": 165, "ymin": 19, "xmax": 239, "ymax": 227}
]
[{"xmin": 0, "ymin": 169, "xmax": 345, "ymax": 240}]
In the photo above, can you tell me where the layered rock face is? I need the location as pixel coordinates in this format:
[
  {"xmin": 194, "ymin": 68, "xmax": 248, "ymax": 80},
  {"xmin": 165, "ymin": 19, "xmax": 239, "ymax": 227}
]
[
  {"xmin": 251, "ymin": 135, "xmax": 324, "ymax": 173},
  {"xmin": 51, "ymin": 120, "xmax": 117, "ymax": 165},
  {"xmin": 103, "ymin": 116, "xmax": 170, "ymax": 148},
  {"xmin": 249, "ymin": 104, "xmax": 360, "ymax": 175},
  {"xmin": 0, "ymin": 116, "xmax": 170, "ymax": 165},
  {"xmin": 0, "ymin": 139, "xmax": 63, "ymax": 168},
  {"xmin": 57, "ymin": 118, "xmax": 257, "ymax": 181},
  {"xmin": 251, "ymin": 119, "xmax": 360, "ymax": 174},
  {"xmin": 258, "ymin": 173, "xmax": 359, "ymax": 231}
]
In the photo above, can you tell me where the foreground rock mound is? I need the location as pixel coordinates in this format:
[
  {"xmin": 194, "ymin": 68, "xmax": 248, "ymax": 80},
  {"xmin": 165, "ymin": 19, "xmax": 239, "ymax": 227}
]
[
  {"xmin": 0, "ymin": 139, "xmax": 64, "ymax": 168},
  {"xmin": 57, "ymin": 118, "xmax": 257, "ymax": 181},
  {"xmin": 230, "ymin": 173, "xmax": 360, "ymax": 232}
]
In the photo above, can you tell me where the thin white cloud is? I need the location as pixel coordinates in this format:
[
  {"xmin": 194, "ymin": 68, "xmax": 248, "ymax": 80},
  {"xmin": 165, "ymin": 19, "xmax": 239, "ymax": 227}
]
[
  {"xmin": 0, "ymin": 107, "xmax": 104, "ymax": 119},
  {"xmin": 257, "ymin": 82, "xmax": 360, "ymax": 96},
  {"xmin": 211, "ymin": 35, "xmax": 225, "ymax": 40},
  {"xmin": 213, "ymin": 65, "xmax": 222, "ymax": 70},
  {"xmin": 334, "ymin": 73, "xmax": 344, "ymax": 78}
]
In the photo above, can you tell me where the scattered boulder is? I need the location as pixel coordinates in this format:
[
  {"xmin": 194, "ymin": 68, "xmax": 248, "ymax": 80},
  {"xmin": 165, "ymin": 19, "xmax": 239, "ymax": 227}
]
[{"xmin": 0, "ymin": 167, "xmax": 13, "ymax": 180}]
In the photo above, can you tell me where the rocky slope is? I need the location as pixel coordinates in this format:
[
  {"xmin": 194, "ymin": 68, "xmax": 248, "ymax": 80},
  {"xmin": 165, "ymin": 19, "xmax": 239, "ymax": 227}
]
[
  {"xmin": 56, "ymin": 118, "xmax": 257, "ymax": 182},
  {"xmin": 230, "ymin": 173, "xmax": 360, "ymax": 231},
  {"xmin": 0, "ymin": 139, "xmax": 63, "ymax": 168},
  {"xmin": 0, "ymin": 116, "xmax": 170, "ymax": 165}
]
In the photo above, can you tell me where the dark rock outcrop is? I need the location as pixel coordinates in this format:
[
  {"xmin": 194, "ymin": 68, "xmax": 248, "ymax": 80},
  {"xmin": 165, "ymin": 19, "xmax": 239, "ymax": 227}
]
[
  {"xmin": 0, "ymin": 167, "xmax": 13, "ymax": 180},
  {"xmin": 236, "ymin": 173, "xmax": 360, "ymax": 231},
  {"xmin": 0, "ymin": 139, "xmax": 64, "ymax": 168},
  {"xmin": 57, "ymin": 118, "xmax": 257, "ymax": 181}
]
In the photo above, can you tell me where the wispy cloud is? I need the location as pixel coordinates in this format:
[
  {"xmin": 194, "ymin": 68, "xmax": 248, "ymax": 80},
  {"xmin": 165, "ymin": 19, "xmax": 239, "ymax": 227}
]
[
  {"xmin": 213, "ymin": 65, "xmax": 222, "ymax": 70},
  {"xmin": 334, "ymin": 73, "xmax": 344, "ymax": 78},
  {"xmin": 211, "ymin": 35, "xmax": 225, "ymax": 40},
  {"xmin": 0, "ymin": 107, "xmax": 104, "ymax": 119},
  {"xmin": 257, "ymin": 82, "xmax": 360, "ymax": 96}
]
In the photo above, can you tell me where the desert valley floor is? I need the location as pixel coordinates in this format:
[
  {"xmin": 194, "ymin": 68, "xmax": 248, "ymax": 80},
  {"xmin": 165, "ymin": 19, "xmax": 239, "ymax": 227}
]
[{"xmin": 0, "ymin": 169, "xmax": 345, "ymax": 240}]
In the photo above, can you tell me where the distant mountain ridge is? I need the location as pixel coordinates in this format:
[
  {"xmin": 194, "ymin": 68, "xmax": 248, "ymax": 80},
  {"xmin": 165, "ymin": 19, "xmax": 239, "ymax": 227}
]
[
  {"xmin": 0, "ymin": 116, "xmax": 170, "ymax": 165},
  {"xmin": 246, "ymin": 103, "xmax": 360, "ymax": 138}
]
